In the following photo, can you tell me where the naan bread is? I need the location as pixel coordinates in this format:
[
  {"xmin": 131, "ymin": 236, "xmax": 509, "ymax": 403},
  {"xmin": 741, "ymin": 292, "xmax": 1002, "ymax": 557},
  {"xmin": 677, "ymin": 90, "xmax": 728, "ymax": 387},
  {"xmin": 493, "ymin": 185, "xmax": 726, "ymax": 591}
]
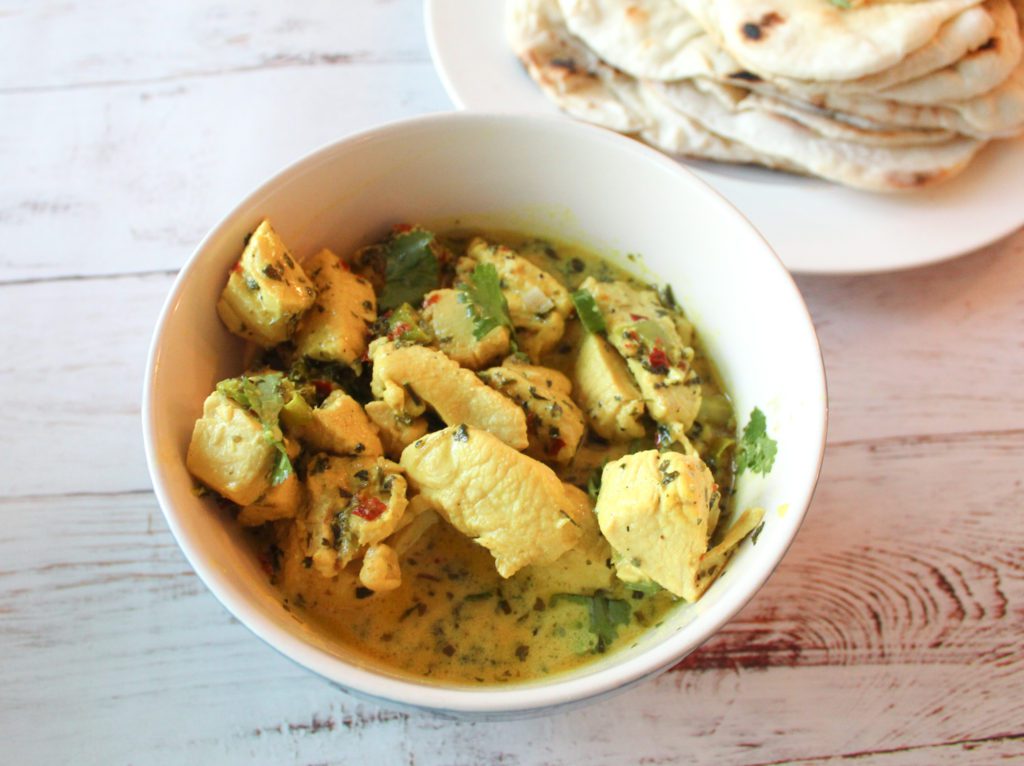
[
  {"xmin": 875, "ymin": 0, "xmax": 1021, "ymax": 102},
  {"xmin": 556, "ymin": 0, "xmax": 706, "ymax": 80},
  {"xmin": 681, "ymin": 0, "xmax": 985, "ymax": 81},
  {"xmin": 645, "ymin": 79, "xmax": 986, "ymax": 190},
  {"xmin": 507, "ymin": 0, "xmax": 647, "ymax": 132}
]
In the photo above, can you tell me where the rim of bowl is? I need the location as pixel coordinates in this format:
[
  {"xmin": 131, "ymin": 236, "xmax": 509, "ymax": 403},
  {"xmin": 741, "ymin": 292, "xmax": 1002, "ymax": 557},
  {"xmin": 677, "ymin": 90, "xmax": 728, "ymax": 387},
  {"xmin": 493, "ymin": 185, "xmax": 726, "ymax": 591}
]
[{"xmin": 142, "ymin": 111, "xmax": 828, "ymax": 715}]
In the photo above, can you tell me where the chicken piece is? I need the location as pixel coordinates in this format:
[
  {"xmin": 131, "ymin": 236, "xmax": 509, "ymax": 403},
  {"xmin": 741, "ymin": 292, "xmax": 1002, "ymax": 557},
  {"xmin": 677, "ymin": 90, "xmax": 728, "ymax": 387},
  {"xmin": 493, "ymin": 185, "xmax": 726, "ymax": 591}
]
[
  {"xmin": 298, "ymin": 390, "xmax": 383, "ymax": 457},
  {"xmin": 572, "ymin": 333, "xmax": 646, "ymax": 441},
  {"xmin": 186, "ymin": 391, "xmax": 275, "ymax": 506},
  {"xmin": 300, "ymin": 454, "xmax": 408, "ymax": 577},
  {"xmin": 596, "ymin": 450, "xmax": 761, "ymax": 602},
  {"xmin": 216, "ymin": 220, "xmax": 317, "ymax": 347},
  {"xmin": 237, "ymin": 471, "xmax": 303, "ymax": 527},
  {"xmin": 294, "ymin": 249, "xmax": 377, "ymax": 367},
  {"xmin": 370, "ymin": 340, "xmax": 528, "ymax": 450},
  {"xmin": 386, "ymin": 498, "xmax": 440, "ymax": 556},
  {"xmin": 479, "ymin": 357, "xmax": 586, "ymax": 464},
  {"xmin": 523, "ymin": 483, "xmax": 615, "ymax": 593},
  {"xmin": 400, "ymin": 425, "xmax": 582, "ymax": 577},
  {"xmin": 422, "ymin": 288, "xmax": 510, "ymax": 370},
  {"xmin": 580, "ymin": 277, "xmax": 702, "ymax": 432},
  {"xmin": 358, "ymin": 543, "xmax": 402, "ymax": 592},
  {"xmin": 363, "ymin": 401, "xmax": 429, "ymax": 460},
  {"xmin": 458, "ymin": 238, "xmax": 572, "ymax": 361}
]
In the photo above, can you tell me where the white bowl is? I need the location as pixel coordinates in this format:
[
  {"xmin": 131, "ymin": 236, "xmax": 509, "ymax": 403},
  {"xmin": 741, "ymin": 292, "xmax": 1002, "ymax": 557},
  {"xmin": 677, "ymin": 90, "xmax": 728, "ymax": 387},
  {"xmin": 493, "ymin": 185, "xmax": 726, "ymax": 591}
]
[{"xmin": 143, "ymin": 112, "xmax": 827, "ymax": 719}]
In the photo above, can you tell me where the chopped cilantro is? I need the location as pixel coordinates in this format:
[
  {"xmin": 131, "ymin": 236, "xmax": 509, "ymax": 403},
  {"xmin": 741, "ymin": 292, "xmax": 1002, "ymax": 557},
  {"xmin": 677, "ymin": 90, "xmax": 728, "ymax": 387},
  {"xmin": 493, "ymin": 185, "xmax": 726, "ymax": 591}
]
[
  {"xmin": 554, "ymin": 592, "xmax": 632, "ymax": 653},
  {"xmin": 460, "ymin": 262, "xmax": 516, "ymax": 344},
  {"xmin": 571, "ymin": 289, "xmax": 606, "ymax": 334},
  {"xmin": 378, "ymin": 229, "xmax": 439, "ymax": 311},
  {"xmin": 383, "ymin": 302, "xmax": 434, "ymax": 344},
  {"xmin": 216, "ymin": 373, "xmax": 293, "ymax": 485},
  {"xmin": 736, "ymin": 407, "xmax": 777, "ymax": 477}
]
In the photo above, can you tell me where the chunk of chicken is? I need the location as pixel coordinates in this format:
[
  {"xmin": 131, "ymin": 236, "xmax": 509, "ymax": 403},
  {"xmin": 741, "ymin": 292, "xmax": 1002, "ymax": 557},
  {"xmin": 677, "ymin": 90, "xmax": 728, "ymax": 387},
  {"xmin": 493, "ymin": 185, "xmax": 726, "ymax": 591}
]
[
  {"xmin": 358, "ymin": 543, "xmax": 402, "ymax": 592},
  {"xmin": 580, "ymin": 277, "xmax": 702, "ymax": 432},
  {"xmin": 237, "ymin": 471, "xmax": 303, "ymax": 527},
  {"xmin": 186, "ymin": 391, "xmax": 275, "ymax": 506},
  {"xmin": 400, "ymin": 425, "xmax": 583, "ymax": 577},
  {"xmin": 294, "ymin": 249, "xmax": 376, "ymax": 367},
  {"xmin": 479, "ymin": 357, "xmax": 586, "ymax": 464},
  {"xmin": 597, "ymin": 450, "xmax": 760, "ymax": 601},
  {"xmin": 363, "ymin": 401, "xmax": 428, "ymax": 460},
  {"xmin": 298, "ymin": 390, "xmax": 383, "ymax": 457},
  {"xmin": 300, "ymin": 454, "xmax": 408, "ymax": 577},
  {"xmin": 572, "ymin": 333, "xmax": 646, "ymax": 441},
  {"xmin": 216, "ymin": 220, "xmax": 317, "ymax": 347},
  {"xmin": 458, "ymin": 238, "xmax": 571, "ymax": 361},
  {"xmin": 370, "ymin": 340, "xmax": 528, "ymax": 450},
  {"xmin": 522, "ymin": 483, "xmax": 615, "ymax": 593},
  {"xmin": 422, "ymin": 288, "xmax": 510, "ymax": 370}
]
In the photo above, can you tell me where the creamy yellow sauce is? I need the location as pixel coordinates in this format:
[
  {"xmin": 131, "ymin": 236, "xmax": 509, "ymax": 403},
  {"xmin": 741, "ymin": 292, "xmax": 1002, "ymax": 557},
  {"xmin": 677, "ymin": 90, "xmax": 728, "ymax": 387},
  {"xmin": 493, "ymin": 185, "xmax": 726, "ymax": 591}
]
[{"xmin": 256, "ymin": 230, "xmax": 738, "ymax": 685}]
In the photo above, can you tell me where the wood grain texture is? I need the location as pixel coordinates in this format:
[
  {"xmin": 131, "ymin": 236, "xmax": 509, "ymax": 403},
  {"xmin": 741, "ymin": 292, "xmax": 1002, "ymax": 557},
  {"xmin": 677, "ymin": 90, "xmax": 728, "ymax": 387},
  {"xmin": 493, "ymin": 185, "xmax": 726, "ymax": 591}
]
[
  {"xmin": 1, "ymin": 432, "xmax": 1021, "ymax": 764},
  {"xmin": 0, "ymin": 0, "xmax": 428, "ymax": 91},
  {"xmin": 0, "ymin": 62, "xmax": 449, "ymax": 283},
  {"xmin": 3, "ymin": 232, "xmax": 1022, "ymax": 496},
  {"xmin": 2, "ymin": 0, "xmax": 1023, "ymax": 763}
]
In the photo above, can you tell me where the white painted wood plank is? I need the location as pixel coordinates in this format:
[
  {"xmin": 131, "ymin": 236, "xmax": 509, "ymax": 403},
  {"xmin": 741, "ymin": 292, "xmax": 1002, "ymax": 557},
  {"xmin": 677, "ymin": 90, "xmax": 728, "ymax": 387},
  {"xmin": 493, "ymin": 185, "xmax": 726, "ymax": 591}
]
[
  {"xmin": 796, "ymin": 231, "xmax": 1024, "ymax": 443},
  {"xmin": 3, "ymin": 231, "xmax": 1023, "ymax": 496},
  {"xmin": 0, "ymin": 0, "xmax": 429, "ymax": 91},
  {"xmin": 0, "ymin": 434, "xmax": 1020, "ymax": 763},
  {"xmin": 0, "ymin": 61, "xmax": 450, "ymax": 283}
]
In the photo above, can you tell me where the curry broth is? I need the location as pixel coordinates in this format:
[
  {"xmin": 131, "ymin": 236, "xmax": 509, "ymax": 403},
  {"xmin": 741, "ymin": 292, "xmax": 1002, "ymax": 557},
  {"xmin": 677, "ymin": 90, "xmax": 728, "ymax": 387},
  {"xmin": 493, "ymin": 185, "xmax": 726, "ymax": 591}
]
[{"xmin": 260, "ymin": 230, "xmax": 738, "ymax": 685}]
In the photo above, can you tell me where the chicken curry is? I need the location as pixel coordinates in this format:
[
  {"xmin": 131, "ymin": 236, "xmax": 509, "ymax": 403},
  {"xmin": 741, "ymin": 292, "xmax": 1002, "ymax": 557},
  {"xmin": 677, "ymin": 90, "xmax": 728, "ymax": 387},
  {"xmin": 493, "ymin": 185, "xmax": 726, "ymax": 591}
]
[{"xmin": 186, "ymin": 220, "xmax": 767, "ymax": 684}]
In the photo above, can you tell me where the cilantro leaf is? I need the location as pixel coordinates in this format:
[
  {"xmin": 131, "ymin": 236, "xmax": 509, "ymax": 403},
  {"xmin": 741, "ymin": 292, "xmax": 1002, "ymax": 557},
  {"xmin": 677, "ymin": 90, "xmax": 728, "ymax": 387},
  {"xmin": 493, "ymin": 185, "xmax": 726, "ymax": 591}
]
[
  {"xmin": 217, "ymin": 373, "xmax": 293, "ymax": 486},
  {"xmin": 460, "ymin": 262, "xmax": 516, "ymax": 343},
  {"xmin": 736, "ymin": 406, "xmax": 777, "ymax": 477},
  {"xmin": 571, "ymin": 289, "xmax": 606, "ymax": 334},
  {"xmin": 378, "ymin": 229, "xmax": 439, "ymax": 311},
  {"xmin": 554, "ymin": 592, "xmax": 632, "ymax": 653}
]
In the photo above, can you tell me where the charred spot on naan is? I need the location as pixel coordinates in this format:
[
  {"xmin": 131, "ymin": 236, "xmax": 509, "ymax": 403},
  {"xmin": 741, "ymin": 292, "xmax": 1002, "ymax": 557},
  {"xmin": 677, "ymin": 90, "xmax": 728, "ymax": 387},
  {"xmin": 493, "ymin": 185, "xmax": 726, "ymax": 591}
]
[
  {"xmin": 741, "ymin": 12, "xmax": 785, "ymax": 42},
  {"xmin": 884, "ymin": 169, "xmax": 953, "ymax": 189},
  {"xmin": 728, "ymin": 70, "xmax": 763, "ymax": 82}
]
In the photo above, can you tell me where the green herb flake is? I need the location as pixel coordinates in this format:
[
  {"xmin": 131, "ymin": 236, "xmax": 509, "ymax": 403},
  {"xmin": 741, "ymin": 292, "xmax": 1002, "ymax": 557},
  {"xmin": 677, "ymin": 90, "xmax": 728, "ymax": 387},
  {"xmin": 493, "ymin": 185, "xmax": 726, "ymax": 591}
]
[
  {"xmin": 571, "ymin": 289, "xmax": 606, "ymax": 335},
  {"xmin": 216, "ymin": 373, "xmax": 293, "ymax": 485},
  {"xmin": 378, "ymin": 229, "xmax": 440, "ymax": 311},
  {"xmin": 751, "ymin": 521, "xmax": 766, "ymax": 546},
  {"xmin": 554, "ymin": 592, "xmax": 632, "ymax": 653},
  {"xmin": 460, "ymin": 262, "xmax": 516, "ymax": 344},
  {"xmin": 736, "ymin": 407, "xmax": 778, "ymax": 477}
]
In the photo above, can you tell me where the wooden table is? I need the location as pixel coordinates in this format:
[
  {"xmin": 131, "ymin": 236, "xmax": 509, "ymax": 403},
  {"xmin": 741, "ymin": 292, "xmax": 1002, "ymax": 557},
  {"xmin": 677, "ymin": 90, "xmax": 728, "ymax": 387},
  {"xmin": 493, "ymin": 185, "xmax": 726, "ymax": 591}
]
[{"xmin": 2, "ymin": 2, "xmax": 1022, "ymax": 763}]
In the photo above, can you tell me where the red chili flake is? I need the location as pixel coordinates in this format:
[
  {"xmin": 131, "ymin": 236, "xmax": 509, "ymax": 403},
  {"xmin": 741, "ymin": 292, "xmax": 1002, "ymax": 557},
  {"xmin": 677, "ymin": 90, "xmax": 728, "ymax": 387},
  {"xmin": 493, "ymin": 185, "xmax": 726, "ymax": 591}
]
[
  {"xmin": 388, "ymin": 322, "xmax": 411, "ymax": 340},
  {"xmin": 352, "ymin": 494, "xmax": 388, "ymax": 521},
  {"xmin": 629, "ymin": 313, "xmax": 647, "ymax": 321},
  {"xmin": 423, "ymin": 293, "xmax": 442, "ymax": 307},
  {"xmin": 712, "ymin": 483, "xmax": 719, "ymax": 493},
  {"xmin": 392, "ymin": 223, "xmax": 414, "ymax": 234},
  {"xmin": 231, "ymin": 261, "xmax": 243, "ymax": 274},
  {"xmin": 647, "ymin": 347, "xmax": 670, "ymax": 374},
  {"xmin": 312, "ymin": 379, "xmax": 334, "ymax": 398},
  {"xmin": 547, "ymin": 437, "xmax": 567, "ymax": 456},
  {"xmin": 625, "ymin": 330, "xmax": 640, "ymax": 342}
]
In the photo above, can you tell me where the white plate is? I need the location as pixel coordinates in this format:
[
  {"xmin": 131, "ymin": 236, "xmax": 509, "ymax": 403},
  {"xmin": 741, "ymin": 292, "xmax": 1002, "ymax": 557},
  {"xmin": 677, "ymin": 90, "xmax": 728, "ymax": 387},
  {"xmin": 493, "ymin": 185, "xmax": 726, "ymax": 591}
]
[{"xmin": 425, "ymin": 0, "xmax": 1024, "ymax": 274}]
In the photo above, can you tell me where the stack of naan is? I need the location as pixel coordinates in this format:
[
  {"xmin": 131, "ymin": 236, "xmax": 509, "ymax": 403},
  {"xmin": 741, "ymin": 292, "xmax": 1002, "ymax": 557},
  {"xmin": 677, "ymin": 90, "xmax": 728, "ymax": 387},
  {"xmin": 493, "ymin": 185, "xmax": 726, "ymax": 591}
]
[{"xmin": 507, "ymin": 0, "xmax": 1024, "ymax": 190}]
